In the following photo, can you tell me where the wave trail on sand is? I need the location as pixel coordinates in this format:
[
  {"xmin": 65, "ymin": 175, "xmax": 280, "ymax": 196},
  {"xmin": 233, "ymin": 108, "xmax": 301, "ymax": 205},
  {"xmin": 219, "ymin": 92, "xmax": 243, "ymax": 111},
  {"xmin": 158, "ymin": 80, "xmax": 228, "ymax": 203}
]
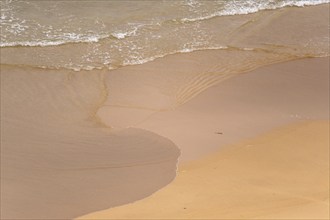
[{"xmin": 0, "ymin": 65, "xmax": 180, "ymax": 219}]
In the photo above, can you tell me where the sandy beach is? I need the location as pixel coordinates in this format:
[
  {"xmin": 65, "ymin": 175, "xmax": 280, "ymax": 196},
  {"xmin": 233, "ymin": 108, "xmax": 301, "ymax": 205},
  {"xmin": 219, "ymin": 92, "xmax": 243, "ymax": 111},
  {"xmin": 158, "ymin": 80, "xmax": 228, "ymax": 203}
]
[
  {"xmin": 79, "ymin": 58, "xmax": 329, "ymax": 219},
  {"xmin": 1, "ymin": 1, "xmax": 329, "ymax": 219}
]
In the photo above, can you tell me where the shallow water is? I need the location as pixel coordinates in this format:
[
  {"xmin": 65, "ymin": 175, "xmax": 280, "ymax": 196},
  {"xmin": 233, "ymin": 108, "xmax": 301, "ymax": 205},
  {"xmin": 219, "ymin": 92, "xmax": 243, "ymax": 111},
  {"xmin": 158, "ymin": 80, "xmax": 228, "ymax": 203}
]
[{"xmin": 1, "ymin": 0, "xmax": 329, "ymax": 70}]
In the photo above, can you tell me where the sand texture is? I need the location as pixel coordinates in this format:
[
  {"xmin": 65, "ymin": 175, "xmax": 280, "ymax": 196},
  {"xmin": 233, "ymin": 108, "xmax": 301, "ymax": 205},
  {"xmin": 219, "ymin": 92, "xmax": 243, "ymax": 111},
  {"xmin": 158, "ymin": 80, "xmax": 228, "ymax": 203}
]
[
  {"xmin": 102, "ymin": 58, "xmax": 330, "ymax": 161},
  {"xmin": 79, "ymin": 120, "xmax": 329, "ymax": 219},
  {"xmin": 79, "ymin": 57, "xmax": 329, "ymax": 219},
  {"xmin": 0, "ymin": 66, "xmax": 180, "ymax": 219}
]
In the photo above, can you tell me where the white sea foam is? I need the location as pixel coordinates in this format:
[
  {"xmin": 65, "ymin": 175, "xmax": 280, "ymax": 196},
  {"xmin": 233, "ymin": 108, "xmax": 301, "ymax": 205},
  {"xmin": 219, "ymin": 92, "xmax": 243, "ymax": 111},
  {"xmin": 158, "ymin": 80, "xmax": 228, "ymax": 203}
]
[
  {"xmin": 0, "ymin": 26, "xmax": 143, "ymax": 47},
  {"xmin": 1, "ymin": 0, "xmax": 328, "ymax": 72},
  {"xmin": 0, "ymin": 34, "xmax": 107, "ymax": 47},
  {"xmin": 2, "ymin": 0, "xmax": 328, "ymax": 48},
  {"xmin": 111, "ymin": 25, "xmax": 142, "ymax": 39},
  {"xmin": 111, "ymin": 33, "xmax": 127, "ymax": 39},
  {"xmin": 122, "ymin": 46, "xmax": 228, "ymax": 67},
  {"xmin": 180, "ymin": 0, "xmax": 330, "ymax": 22}
]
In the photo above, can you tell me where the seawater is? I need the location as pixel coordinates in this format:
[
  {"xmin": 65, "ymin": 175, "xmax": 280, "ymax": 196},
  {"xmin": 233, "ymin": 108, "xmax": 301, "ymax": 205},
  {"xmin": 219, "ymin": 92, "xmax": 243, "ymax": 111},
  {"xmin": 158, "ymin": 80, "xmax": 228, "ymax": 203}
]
[{"xmin": 1, "ymin": 0, "xmax": 329, "ymax": 70}]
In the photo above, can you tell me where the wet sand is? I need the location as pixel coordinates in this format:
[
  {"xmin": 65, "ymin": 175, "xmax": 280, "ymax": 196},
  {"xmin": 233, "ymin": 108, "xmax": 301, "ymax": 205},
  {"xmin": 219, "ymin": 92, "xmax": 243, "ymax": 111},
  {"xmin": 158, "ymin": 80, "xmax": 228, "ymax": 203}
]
[
  {"xmin": 78, "ymin": 57, "xmax": 329, "ymax": 219},
  {"xmin": 0, "ymin": 66, "xmax": 180, "ymax": 219},
  {"xmin": 100, "ymin": 57, "xmax": 329, "ymax": 161}
]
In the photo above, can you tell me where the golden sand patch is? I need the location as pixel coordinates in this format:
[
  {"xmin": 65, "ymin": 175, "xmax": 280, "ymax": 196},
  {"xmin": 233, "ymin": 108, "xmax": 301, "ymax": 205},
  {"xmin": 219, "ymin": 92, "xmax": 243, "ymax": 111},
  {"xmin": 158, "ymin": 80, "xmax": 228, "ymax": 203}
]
[{"xmin": 78, "ymin": 120, "xmax": 329, "ymax": 219}]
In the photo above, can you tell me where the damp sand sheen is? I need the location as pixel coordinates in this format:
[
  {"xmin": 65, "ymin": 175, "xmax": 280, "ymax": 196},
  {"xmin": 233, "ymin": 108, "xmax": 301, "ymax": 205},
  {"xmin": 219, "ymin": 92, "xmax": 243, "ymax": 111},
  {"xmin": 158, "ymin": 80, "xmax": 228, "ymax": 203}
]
[{"xmin": 0, "ymin": 1, "xmax": 329, "ymax": 219}]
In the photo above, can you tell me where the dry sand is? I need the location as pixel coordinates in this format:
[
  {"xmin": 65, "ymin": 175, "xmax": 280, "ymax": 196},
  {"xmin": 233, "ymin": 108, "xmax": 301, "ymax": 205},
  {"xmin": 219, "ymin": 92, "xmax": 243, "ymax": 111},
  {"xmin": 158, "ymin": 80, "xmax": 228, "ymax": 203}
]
[
  {"xmin": 78, "ymin": 120, "xmax": 329, "ymax": 219},
  {"xmin": 78, "ymin": 57, "xmax": 329, "ymax": 219}
]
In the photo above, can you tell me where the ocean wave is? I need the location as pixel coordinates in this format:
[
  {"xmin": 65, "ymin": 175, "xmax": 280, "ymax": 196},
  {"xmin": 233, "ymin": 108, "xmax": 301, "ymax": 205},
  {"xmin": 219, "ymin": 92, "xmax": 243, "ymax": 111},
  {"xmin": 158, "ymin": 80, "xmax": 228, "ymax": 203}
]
[
  {"xmin": 2, "ymin": 0, "xmax": 328, "ymax": 48},
  {"xmin": 0, "ymin": 34, "xmax": 108, "ymax": 47},
  {"xmin": 0, "ymin": 24, "xmax": 146, "ymax": 47},
  {"xmin": 0, "ymin": 31, "xmax": 139, "ymax": 47},
  {"xmin": 180, "ymin": 0, "xmax": 330, "ymax": 22}
]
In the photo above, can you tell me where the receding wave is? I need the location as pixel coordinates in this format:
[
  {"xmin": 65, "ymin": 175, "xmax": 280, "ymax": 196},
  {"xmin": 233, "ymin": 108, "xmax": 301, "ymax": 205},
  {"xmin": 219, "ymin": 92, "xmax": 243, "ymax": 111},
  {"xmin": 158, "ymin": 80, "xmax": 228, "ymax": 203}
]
[
  {"xmin": 0, "ymin": 37, "xmax": 100, "ymax": 47},
  {"xmin": 1, "ymin": 0, "xmax": 329, "ymax": 48},
  {"xmin": 0, "ymin": 28, "xmax": 142, "ymax": 48},
  {"xmin": 180, "ymin": 0, "xmax": 330, "ymax": 22}
]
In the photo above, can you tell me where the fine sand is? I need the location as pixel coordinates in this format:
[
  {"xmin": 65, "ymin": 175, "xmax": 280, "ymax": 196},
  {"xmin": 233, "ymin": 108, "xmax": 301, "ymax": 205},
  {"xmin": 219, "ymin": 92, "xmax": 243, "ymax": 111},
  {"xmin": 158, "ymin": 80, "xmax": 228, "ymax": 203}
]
[
  {"xmin": 78, "ymin": 120, "xmax": 329, "ymax": 219},
  {"xmin": 0, "ymin": 65, "xmax": 180, "ymax": 219},
  {"xmin": 78, "ymin": 57, "xmax": 329, "ymax": 219},
  {"xmin": 100, "ymin": 57, "xmax": 329, "ymax": 161}
]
